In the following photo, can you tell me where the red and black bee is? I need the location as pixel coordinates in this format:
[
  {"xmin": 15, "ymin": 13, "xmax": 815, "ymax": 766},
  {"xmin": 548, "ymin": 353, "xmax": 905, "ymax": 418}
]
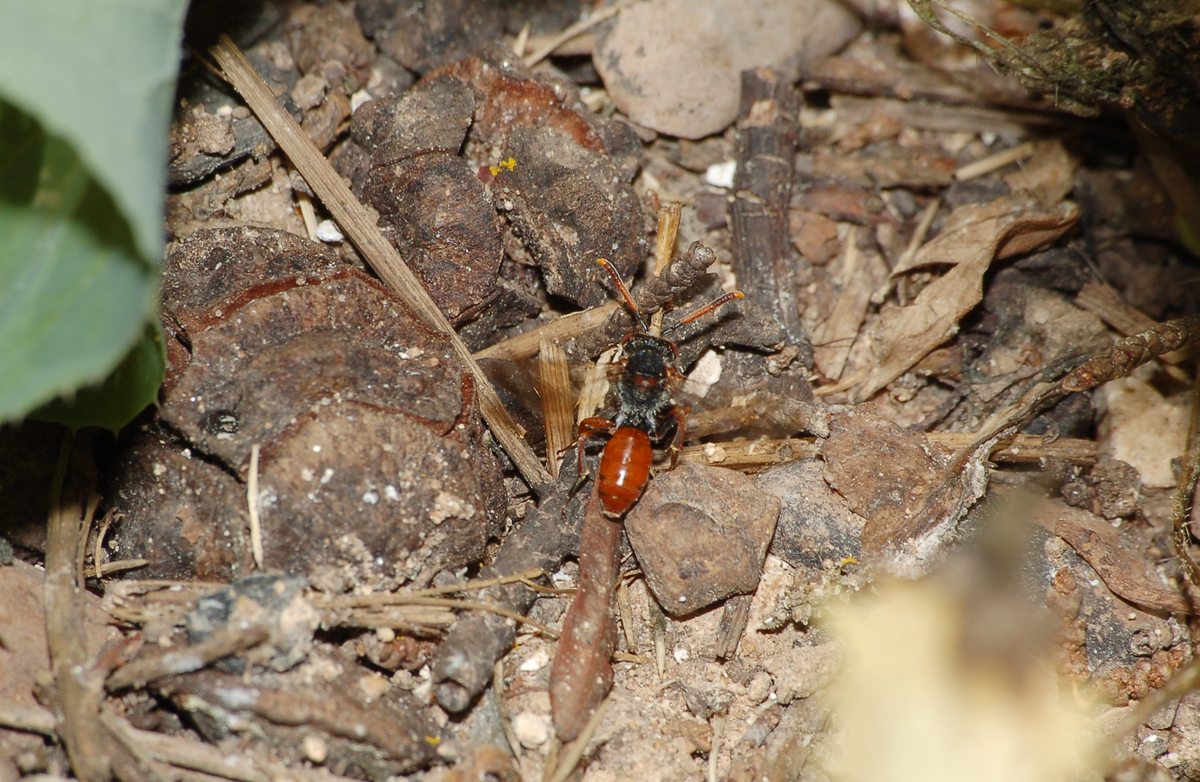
[{"xmin": 576, "ymin": 259, "xmax": 743, "ymax": 517}]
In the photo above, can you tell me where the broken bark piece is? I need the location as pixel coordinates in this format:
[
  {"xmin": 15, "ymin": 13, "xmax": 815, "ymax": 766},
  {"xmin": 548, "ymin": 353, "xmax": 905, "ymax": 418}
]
[
  {"xmin": 159, "ymin": 655, "xmax": 440, "ymax": 777},
  {"xmin": 256, "ymin": 401, "xmax": 503, "ymax": 587},
  {"xmin": 161, "ymin": 226, "xmax": 350, "ymax": 334},
  {"xmin": 287, "ymin": 5, "xmax": 374, "ymax": 92},
  {"xmin": 550, "ymin": 493, "xmax": 620, "ymax": 742},
  {"xmin": 757, "ymin": 459, "xmax": 864, "ymax": 572},
  {"xmin": 167, "ymin": 69, "xmax": 291, "ymax": 187},
  {"xmin": 185, "ymin": 573, "xmax": 319, "ymax": 674},
  {"xmin": 105, "ymin": 431, "xmax": 250, "ymax": 581},
  {"xmin": 821, "ymin": 409, "xmax": 948, "ymax": 558},
  {"xmin": 347, "ymin": 74, "xmax": 500, "ymax": 325},
  {"xmin": 355, "ymin": 0, "xmax": 504, "ymax": 74},
  {"xmin": 350, "ymin": 74, "xmax": 475, "ymax": 158},
  {"xmin": 433, "ymin": 467, "xmax": 586, "ymax": 713},
  {"xmin": 625, "ymin": 462, "xmax": 781, "ymax": 617},
  {"xmin": 430, "ymin": 53, "xmax": 646, "ymax": 305},
  {"xmin": 491, "ymin": 124, "xmax": 644, "ymax": 307},
  {"xmin": 730, "ymin": 68, "xmax": 804, "ymax": 345},
  {"xmin": 435, "ymin": 53, "xmax": 608, "ymax": 157},
  {"xmin": 112, "ymin": 226, "xmax": 504, "ymax": 585},
  {"xmin": 362, "ymin": 152, "xmax": 502, "ymax": 323},
  {"xmin": 161, "ymin": 271, "xmax": 469, "ymax": 468}
]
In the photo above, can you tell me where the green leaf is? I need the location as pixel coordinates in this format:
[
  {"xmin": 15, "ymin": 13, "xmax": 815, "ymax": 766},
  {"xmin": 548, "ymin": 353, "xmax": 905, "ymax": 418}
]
[
  {"xmin": 0, "ymin": 0, "xmax": 189, "ymax": 263},
  {"xmin": 0, "ymin": 0, "xmax": 189, "ymax": 429},
  {"xmin": 34, "ymin": 323, "xmax": 165, "ymax": 433},
  {"xmin": 0, "ymin": 106, "xmax": 160, "ymax": 426}
]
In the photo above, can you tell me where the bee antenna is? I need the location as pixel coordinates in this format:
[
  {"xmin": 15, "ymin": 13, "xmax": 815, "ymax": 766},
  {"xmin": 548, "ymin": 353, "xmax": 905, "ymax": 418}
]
[
  {"xmin": 596, "ymin": 258, "xmax": 649, "ymax": 332},
  {"xmin": 663, "ymin": 291, "xmax": 745, "ymax": 336}
]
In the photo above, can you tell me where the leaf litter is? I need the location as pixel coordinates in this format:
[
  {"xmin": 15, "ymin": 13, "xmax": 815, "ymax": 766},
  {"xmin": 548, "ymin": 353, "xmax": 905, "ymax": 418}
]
[{"xmin": 2, "ymin": 1, "xmax": 1200, "ymax": 780}]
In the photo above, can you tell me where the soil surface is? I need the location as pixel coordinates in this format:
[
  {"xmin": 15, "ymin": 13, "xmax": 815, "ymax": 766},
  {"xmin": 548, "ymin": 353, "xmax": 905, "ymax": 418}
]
[{"xmin": 3, "ymin": 1, "xmax": 1200, "ymax": 781}]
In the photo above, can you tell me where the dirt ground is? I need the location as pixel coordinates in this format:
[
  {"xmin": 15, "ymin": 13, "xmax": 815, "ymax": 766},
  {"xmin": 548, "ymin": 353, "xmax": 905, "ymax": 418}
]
[{"xmin": 3, "ymin": 1, "xmax": 1200, "ymax": 780}]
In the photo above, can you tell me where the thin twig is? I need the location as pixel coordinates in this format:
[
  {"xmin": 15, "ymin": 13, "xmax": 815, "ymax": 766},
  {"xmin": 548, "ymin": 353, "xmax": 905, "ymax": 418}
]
[
  {"xmin": 84, "ymin": 558, "xmax": 149, "ymax": 579},
  {"xmin": 101, "ymin": 708, "xmax": 360, "ymax": 782},
  {"xmin": 547, "ymin": 697, "xmax": 610, "ymax": 782},
  {"xmin": 1060, "ymin": 314, "xmax": 1200, "ymax": 393},
  {"xmin": 316, "ymin": 568, "xmax": 546, "ymax": 603},
  {"xmin": 91, "ymin": 508, "xmax": 118, "ymax": 583},
  {"xmin": 676, "ymin": 433, "xmax": 1097, "ymax": 473},
  {"xmin": 0, "ymin": 701, "xmax": 57, "ymax": 736},
  {"xmin": 708, "ymin": 715, "xmax": 725, "ymax": 782},
  {"xmin": 44, "ymin": 432, "xmax": 113, "ymax": 781},
  {"xmin": 206, "ymin": 35, "xmax": 552, "ymax": 492},
  {"xmin": 1172, "ymin": 370, "xmax": 1200, "ymax": 587},
  {"xmin": 106, "ymin": 624, "xmax": 270, "ymax": 692},
  {"xmin": 321, "ymin": 595, "xmax": 559, "ymax": 638}
]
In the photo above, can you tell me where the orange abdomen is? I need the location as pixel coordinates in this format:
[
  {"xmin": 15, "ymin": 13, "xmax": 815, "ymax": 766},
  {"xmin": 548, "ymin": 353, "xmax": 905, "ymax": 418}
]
[{"xmin": 597, "ymin": 427, "xmax": 652, "ymax": 516}]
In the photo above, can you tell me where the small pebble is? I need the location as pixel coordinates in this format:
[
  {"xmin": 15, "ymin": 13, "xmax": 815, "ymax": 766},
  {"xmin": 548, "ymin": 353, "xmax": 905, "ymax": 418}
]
[
  {"xmin": 519, "ymin": 648, "xmax": 550, "ymax": 672},
  {"xmin": 302, "ymin": 734, "xmax": 328, "ymax": 764},
  {"xmin": 357, "ymin": 673, "xmax": 390, "ymax": 701},
  {"xmin": 704, "ymin": 160, "xmax": 737, "ymax": 188},
  {"xmin": 747, "ymin": 671, "xmax": 773, "ymax": 703},
  {"xmin": 512, "ymin": 712, "xmax": 550, "ymax": 748},
  {"xmin": 316, "ymin": 220, "xmax": 344, "ymax": 243}
]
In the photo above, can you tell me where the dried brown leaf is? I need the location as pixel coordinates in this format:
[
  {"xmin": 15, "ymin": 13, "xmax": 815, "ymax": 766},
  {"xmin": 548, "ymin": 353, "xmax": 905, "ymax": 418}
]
[
  {"xmin": 1002, "ymin": 139, "xmax": 1077, "ymax": 206},
  {"xmin": 1031, "ymin": 498, "xmax": 1193, "ymax": 614},
  {"xmin": 858, "ymin": 197, "xmax": 1079, "ymax": 400}
]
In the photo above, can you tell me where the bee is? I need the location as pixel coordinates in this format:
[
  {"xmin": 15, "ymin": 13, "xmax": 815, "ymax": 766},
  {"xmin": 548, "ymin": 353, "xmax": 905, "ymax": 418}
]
[{"xmin": 576, "ymin": 259, "xmax": 743, "ymax": 516}]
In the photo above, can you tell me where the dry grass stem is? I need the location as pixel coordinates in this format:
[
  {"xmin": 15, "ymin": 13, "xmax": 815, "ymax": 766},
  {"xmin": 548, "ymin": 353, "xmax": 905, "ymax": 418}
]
[
  {"xmin": 296, "ymin": 191, "xmax": 319, "ymax": 242},
  {"xmin": 649, "ymin": 201, "xmax": 681, "ymax": 336},
  {"xmin": 84, "ymin": 558, "xmax": 149, "ymax": 578},
  {"xmin": 322, "ymin": 567, "xmax": 546, "ymax": 602},
  {"xmin": 512, "ymin": 21, "xmax": 531, "ymax": 58},
  {"xmin": 101, "ymin": 709, "xmax": 360, "ymax": 782},
  {"xmin": 677, "ymin": 433, "xmax": 1097, "ymax": 473},
  {"xmin": 539, "ymin": 340, "xmax": 575, "ymax": 478},
  {"xmin": 329, "ymin": 595, "xmax": 559, "ymax": 638},
  {"xmin": 473, "ymin": 304, "xmax": 618, "ymax": 362},
  {"xmin": 523, "ymin": 3, "xmax": 626, "ymax": 67},
  {"xmin": 207, "ymin": 35, "xmax": 552, "ymax": 491},
  {"xmin": 708, "ymin": 715, "xmax": 725, "ymax": 782},
  {"xmin": 954, "ymin": 140, "xmax": 1037, "ymax": 181},
  {"xmin": 616, "ymin": 578, "xmax": 637, "ymax": 654},
  {"xmin": 547, "ymin": 697, "xmax": 610, "ymax": 782},
  {"xmin": 248, "ymin": 443, "xmax": 263, "ymax": 568}
]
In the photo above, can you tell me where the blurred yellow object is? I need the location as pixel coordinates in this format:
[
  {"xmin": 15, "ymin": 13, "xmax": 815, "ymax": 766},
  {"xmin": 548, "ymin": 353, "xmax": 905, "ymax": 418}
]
[{"xmin": 824, "ymin": 579, "xmax": 1104, "ymax": 782}]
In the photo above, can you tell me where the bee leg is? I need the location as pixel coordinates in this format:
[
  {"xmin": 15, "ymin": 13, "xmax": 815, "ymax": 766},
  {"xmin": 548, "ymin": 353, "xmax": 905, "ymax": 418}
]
[
  {"xmin": 667, "ymin": 405, "xmax": 688, "ymax": 469},
  {"xmin": 574, "ymin": 416, "xmax": 617, "ymax": 480}
]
